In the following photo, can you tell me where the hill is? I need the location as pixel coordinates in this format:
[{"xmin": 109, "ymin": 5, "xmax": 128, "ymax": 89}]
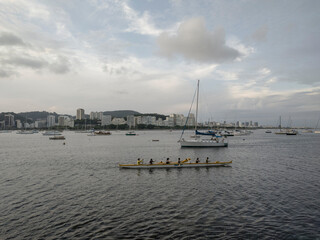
[{"xmin": 103, "ymin": 110, "xmax": 141, "ymax": 118}]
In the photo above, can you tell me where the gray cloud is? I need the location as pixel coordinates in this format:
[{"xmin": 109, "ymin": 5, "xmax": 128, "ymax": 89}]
[
  {"xmin": 3, "ymin": 56, "xmax": 47, "ymax": 69},
  {"xmin": 0, "ymin": 32, "xmax": 25, "ymax": 46},
  {"xmin": 251, "ymin": 25, "xmax": 268, "ymax": 42},
  {"xmin": 157, "ymin": 18, "xmax": 241, "ymax": 63},
  {"xmin": 48, "ymin": 56, "xmax": 70, "ymax": 74},
  {"xmin": 0, "ymin": 69, "xmax": 13, "ymax": 78}
]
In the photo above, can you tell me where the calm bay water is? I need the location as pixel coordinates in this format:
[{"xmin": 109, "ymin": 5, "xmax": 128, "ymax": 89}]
[{"xmin": 0, "ymin": 130, "xmax": 319, "ymax": 239}]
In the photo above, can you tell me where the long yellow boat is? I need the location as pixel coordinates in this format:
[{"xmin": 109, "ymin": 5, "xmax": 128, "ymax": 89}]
[{"xmin": 119, "ymin": 159, "xmax": 232, "ymax": 169}]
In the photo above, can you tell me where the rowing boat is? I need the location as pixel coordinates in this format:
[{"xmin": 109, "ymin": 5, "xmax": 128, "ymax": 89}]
[{"xmin": 119, "ymin": 160, "xmax": 232, "ymax": 169}]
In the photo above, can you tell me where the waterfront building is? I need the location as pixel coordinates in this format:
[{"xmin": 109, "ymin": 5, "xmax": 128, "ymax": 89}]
[
  {"xmin": 0, "ymin": 120, "xmax": 5, "ymax": 129},
  {"xmin": 134, "ymin": 116, "xmax": 142, "ymax": 126},
  {"xmin": 47, "ymin": 115, "xmax": 56, "ymax": 128},
  {"xmin": 16, "ymin": 120, "xmax": 22, "ymax": 129},
  {"xmin": 112, "ymin": 117, "xmax": 126, "ymax": 125},
  {"xmin": 35, "ymin": 120, "xmax": 46, "ymax": 128},
  {"xmin": 76, "ymin": 108, "xmax": 85, "ymax": 120},
  {"xmin": 90, "ymin": 111, "xmax": 103, "ymax": 120},
  {"xmin": 101, "ymin": 115, "xmax": 112, "ymax": 126},
  {"xmin": 127, "ymin": 115, "xmax": 135, "ymax": 128},
  {"xmin": 4, "ymin": 114, "xmax": 15, "ymax": 127}
]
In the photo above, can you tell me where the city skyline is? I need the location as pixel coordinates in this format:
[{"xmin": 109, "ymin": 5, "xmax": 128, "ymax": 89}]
[{"xmin": 0, "ymin": 0, "xmax": 319, "ymax": 126}]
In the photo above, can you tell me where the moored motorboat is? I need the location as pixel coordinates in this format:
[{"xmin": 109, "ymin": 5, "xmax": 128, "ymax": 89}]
[
  {"xmin": 94, "ymin": 130, "xmax": 111, "ymax": 135},
  {"xmin": 49, "ymin": 135, "xmax": 66, "ymax": 140},
  {"xmin": 126, "ymin": 131, "xmax": 136, "ymax": 136}
]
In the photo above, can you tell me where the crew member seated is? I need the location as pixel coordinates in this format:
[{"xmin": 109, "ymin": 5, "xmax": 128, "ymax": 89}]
[
  {"xmin": 177, "ymin": 158, "xmax": 181, "ymax": 164},
  {"xmin": 196, "ymin": 158, "xmax": 200, "ymax": 163},
  {"xmin": 137, "ymin": 158, "xmax": 143, "ymax": 165},
  {"xmin": 206, "ymin": 157, "xmax": 209, "ymax": 163},
  {"xmin": 149, "ymin": 159, "xmax": 154, "ymax": 165},
  {"xmin": 166, "ymin": 158, "xmax": 170, "ymax": 164}
]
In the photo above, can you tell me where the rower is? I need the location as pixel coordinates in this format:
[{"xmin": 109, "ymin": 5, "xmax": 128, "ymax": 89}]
[
  {"xmin": 166, "ymin": 158, "xmax": 170, "ymax": 164},
  {"xmin": 206, "ymin": 157, "xmax": 209, "ymax": 163},
  {"xmin": 137, "ymin": 158, "xmax": 143, "ymax": 165},
  {"xmin": 177, "ymin": 158, "xmax": 181, "ymax": 164},
  {"xmin": 149, "ymin": 158, "xmax": 154, "ymax": 165},
  {"xmin": 196, "ymin": 158, "xmax": 200, "ymax": 163}
]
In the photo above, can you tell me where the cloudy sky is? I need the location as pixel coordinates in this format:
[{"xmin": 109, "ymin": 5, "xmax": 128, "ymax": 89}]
[{"xmin": 0, "ymin": 0, "xmax": 319, "ymax": 126}]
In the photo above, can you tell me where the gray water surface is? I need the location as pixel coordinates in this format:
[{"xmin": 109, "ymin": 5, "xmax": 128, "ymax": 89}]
[{"xmin": 0, "ymin": 130, "xmax": 319, "ymax": 239}]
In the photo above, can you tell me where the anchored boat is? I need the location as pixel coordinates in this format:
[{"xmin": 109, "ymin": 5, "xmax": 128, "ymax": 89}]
[{"xmin": 179, "ymin": 80, "xmax": 228, "ymax": 147}]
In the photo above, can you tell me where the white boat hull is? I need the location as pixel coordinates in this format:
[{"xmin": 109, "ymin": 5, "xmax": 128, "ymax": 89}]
[
  {"xmin": 119, "ymin": 161, "xmax": 232, "ymax": 169},
  {"xmin": 180, "ymin": 139, "xmax": 228, "ymax": 147}
]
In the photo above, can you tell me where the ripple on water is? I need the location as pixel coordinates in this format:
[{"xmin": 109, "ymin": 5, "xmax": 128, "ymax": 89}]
[{"xmin": 0, "ymin": 130, "xmax": 320, "ymax": 239}]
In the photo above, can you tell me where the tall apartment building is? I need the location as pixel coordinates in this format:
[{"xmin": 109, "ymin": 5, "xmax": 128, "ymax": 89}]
[
  {"xmin": 4, "ymin": 114, "xmax": 15, "ymax": 127},
  {"xmin": 90, "ymin": 111, "xmax": 103, "ymax": 120},
  {"xmin": 76, "ymin": 108, "xmax": 85, "ymax": 120},
  {"xmin": 127, "ymin": 115, "xmax": 135, "ymax": 127},
  {"xmin": 101, "ymin": 115, "xmax": 112, "ymax": 126},
  {"xmin": 47, "ymin": 115, "xmax": 56, "ymax": 128}
]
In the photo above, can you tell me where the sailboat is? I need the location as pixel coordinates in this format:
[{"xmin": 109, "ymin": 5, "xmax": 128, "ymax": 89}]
[
  {"xmin": 274, "ymin": 116, "xmax": 287, "ymax": 134},
  {"xmin": 179, "ymin": 80, "xmax": 228, "ymax": 147}
]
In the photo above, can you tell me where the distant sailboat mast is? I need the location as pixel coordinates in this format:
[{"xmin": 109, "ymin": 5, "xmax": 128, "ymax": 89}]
[{"xmin": 195, "ymin": 80, "xmax": 200, "ymax": 133}]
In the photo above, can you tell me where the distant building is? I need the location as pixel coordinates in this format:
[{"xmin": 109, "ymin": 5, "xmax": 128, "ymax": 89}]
[
  {"xmin": 101, "ymin": 115, "xmax": 112, "ymax": 126},
  {"xmin": 58, "ymin": 116, "xmax": 65, "ymax": 126},
  {"xmin": 16, "ymin": 120, "xmax": 22, "ymax": 129},
  {"xmin": 134, "ymin": 116, "xmax": 142, "ymax": 126},
  {"xmin": 0, "ymin": 120, "xmax": 5, "ymax": 129},
  {"xmin": 35, "ymin": 120, "xmax": 46, "ymax": 128},
  {"xmin": 47, "ymin": 115, "xmax": 56, "ymax": 128},
  {"xmin": 58, "ymin": 116, "xmax": 74, "ymax": 127},
  {"xmin": 127, "ymin": 115, "xmax": 135, "ymax": 127},
  {"xmin": 4, "ymin": 114, "xmax": 15, "ymax": 128},
  {"xmin": 76, "ymin": 108, "xmax": 85, "ymax": 120},
  {"xmin": 112, "ymin": 117, "xmax": 126, "ymax": 125},
  {"xmin": 90, "ymin": 111, "xmax": 103, "ymax": 120}
]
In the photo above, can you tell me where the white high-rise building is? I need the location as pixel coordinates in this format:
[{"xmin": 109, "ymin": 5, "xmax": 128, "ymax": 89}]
[
  {"xmin": 101, "ymin": 115, "xmax": 112, "ymax": 126},
  {"xmin": 76, "ymin": 108, "xmax": 85, "ymax": 120},
  {"xmin": 90, "ymin": 111, "xmax": 103, "ymax": 120},
  {"xmin": 47, "ymin": 115, "xmax": 56, "ymax": 128},
  {"xmin": 127, "ymin": 115, "xmax": 135, "ymax": 127}
]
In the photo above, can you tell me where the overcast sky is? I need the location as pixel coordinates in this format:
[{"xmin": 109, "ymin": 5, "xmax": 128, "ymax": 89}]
[{"xmin": 0, "ymin": 0, "xmax": 319, "ymax": 126}]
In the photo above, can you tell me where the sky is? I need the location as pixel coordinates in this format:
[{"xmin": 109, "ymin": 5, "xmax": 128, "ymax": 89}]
[{"xmin": 0, "ymin": 0, "xmax": 319, "ymax": 126}]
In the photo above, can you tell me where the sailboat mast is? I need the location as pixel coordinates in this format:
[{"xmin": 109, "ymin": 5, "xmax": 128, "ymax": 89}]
[{"xmin": 195, "ymin": 80, "xmax": 200, "ymax": 132}]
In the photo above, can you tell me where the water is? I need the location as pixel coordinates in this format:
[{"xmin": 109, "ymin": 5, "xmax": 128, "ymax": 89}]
[{"xmin": 0, "ymin": 130, "xmax": 319, "ymax": 239}]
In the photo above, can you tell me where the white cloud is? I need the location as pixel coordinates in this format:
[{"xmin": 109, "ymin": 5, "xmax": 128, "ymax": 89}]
[
  {"xmin": 121, "ymin": 2, "xmax": 161, "ymax": 36},
  {"xmin": 157, "ymin": 17, "xmax": 241, "ymax": 63}
]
